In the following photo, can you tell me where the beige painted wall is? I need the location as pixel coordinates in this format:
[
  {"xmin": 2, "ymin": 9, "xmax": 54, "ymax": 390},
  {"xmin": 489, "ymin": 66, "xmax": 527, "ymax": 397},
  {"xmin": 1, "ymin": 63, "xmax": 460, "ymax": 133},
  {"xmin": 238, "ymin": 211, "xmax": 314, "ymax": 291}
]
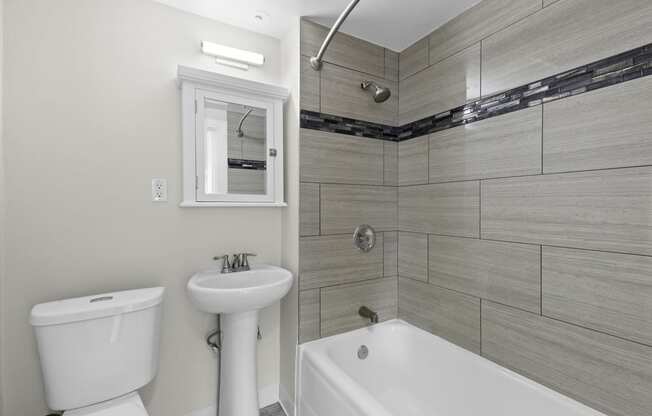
[
  {"xmin": 0, "ymin": 0, "xmax": 5, "ymax": 411},
  {"xmin": 1, "ymin": 0, "xmax": 291, "ymax": 415},
  {"xmin": 279, "ymin": 17, "xmax": 300, "ymax": 416}
]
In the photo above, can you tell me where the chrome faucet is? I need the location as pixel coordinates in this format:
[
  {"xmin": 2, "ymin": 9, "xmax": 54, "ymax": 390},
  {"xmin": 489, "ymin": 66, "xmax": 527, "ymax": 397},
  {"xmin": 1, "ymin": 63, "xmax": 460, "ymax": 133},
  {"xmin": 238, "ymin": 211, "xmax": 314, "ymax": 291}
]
[
  {"xmin": 213, "ymin": 253, "xmax": 256, "ymax": 273},
  {"xmin": 359, "ymin": 306, "xmax": 379, "ymax": 324}
]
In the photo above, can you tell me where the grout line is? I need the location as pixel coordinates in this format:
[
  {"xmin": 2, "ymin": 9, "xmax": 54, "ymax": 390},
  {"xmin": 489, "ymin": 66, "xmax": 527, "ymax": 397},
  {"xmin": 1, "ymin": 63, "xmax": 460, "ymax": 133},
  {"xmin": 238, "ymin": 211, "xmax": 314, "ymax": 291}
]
[
  {"xmin": 540, "ymin": 104, "xmax": 544, "ymax": 174},
  {"xmin": 478, "ymin": 181, "xmax": 482, "ymax": 239},
  {"xmin": 400, "ymin": 173, "xmax": 541, "ymax": 187},
  {"xmin": 427, "ymin": 134, "xmax": 431, "ymax": 183},
  {"xmin": 479, "ymin": 39, "xmax": 483, "ymax": 98},
  {"xmin": 382, "ymin": 141, "xmax": 386, "ymax": 185},
  {"xmin": 307, "ymin": 275, "xmax": 393, "ymax": 292},
  {"xmin": 480, "ymin": 298, "xmax": 483, "ymax": 355},
  {"xmin": 542, "ymin": 313, "xmax": 652, "ymax": 349},
  {"xmin": 480, "ymin": 239, "xmax": 652, "ymax": 259},
  {"xmin": 382, "ymin": 232, "xmax": 386, "ymax": 277},
  {"xmin": 318, "ymin": 183, "xmax": 321, "ymax": 236},
  {"xmin": 426, "ymin": 233, "xmax": 430, "ymax": 283},
  {"xmin": 540, "ymin": 245, "xmax": 543, "ymax": 316},
  {"xmin": 402, "ymin": 163, "xmax": 652, "ymax": 187},
  {"xmin": 300, "ymin": 180, "xmax": 398, "ymax": 188}
]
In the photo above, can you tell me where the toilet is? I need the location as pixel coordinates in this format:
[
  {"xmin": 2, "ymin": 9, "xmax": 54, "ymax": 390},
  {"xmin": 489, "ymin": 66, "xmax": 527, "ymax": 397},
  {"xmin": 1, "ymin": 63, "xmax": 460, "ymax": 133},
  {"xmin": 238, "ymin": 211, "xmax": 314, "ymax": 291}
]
[{"xmin": 30, "ymin": 287, "xmax": 165, "ymax": 416}]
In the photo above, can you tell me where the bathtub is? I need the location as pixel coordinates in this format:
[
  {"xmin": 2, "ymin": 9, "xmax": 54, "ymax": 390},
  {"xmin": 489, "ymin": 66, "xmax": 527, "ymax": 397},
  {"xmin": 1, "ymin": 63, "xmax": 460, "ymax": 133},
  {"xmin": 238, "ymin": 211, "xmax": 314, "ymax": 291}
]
[{"xmin": 297, "ymin": 319, "xmax": 606, "ymax": 416}]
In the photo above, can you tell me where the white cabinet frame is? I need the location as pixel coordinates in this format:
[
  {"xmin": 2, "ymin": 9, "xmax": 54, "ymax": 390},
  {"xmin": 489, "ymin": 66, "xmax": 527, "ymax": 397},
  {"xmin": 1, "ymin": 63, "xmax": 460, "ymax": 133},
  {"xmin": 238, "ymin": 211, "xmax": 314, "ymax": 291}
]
[{"xmin": 178, "ymin": 65, "xmax": 289, "ymax": 207}]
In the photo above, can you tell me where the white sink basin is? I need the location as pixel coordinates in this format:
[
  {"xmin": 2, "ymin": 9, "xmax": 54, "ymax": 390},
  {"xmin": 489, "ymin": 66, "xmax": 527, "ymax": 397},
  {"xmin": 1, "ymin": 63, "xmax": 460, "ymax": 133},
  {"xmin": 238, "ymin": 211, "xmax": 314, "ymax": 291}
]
[
  {"xmin": 186, "ymin": 264, "xmax": 293, "ymax": 416},
  {"xmin": 187, "ymin": 264, "xmax": 293, "ymax": 314}
]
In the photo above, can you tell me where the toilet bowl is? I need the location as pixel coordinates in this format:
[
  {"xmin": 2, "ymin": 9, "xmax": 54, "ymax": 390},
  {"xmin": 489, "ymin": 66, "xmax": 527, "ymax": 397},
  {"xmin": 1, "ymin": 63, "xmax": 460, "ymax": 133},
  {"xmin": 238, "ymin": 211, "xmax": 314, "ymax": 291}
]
[{"xmin": 31, "ymin": 287, "xmax": 165, "ymax": 415}]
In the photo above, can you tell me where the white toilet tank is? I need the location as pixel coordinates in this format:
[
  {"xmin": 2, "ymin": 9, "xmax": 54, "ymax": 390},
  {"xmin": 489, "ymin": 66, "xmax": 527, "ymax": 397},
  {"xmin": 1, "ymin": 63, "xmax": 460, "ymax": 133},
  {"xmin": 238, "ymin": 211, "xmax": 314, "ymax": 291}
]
[{"xmin": 30, "ymin": 287, "xmax": 165, "ymax": 411}]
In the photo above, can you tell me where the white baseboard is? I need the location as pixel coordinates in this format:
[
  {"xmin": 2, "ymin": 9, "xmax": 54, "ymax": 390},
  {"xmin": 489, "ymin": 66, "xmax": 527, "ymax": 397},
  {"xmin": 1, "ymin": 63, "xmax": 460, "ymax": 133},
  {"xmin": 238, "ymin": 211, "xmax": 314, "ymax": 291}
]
[
  {"xmin": 185, "ymin": 384, "xmax": 279, "ymax": 416},
  {"xmin": 259, "ymin": 383, "xmax": 279, "ymax": 408},
  {"xmin": 279, "ymin": 384, "xmax": 295, "ymax": 416},
  {"xmin": 185, "ymin": 404, "xmax": 215, "ymax": 416}
]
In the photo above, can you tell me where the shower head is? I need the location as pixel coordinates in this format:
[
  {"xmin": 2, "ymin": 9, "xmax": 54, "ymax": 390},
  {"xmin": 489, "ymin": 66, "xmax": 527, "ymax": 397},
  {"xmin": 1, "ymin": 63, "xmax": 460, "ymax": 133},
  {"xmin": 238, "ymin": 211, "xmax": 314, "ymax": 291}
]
[{"xmin": 361, "ymin": 81, "xmax": 392, "ymax": 103}]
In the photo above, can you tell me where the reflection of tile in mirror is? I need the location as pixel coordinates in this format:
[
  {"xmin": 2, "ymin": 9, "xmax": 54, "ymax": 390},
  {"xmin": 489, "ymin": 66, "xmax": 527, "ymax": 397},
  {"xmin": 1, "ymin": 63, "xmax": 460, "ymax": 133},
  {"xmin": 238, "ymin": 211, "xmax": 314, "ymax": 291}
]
[{"xmin": 228, "ymin": 169, "xmax": 266, "ymax": 195}]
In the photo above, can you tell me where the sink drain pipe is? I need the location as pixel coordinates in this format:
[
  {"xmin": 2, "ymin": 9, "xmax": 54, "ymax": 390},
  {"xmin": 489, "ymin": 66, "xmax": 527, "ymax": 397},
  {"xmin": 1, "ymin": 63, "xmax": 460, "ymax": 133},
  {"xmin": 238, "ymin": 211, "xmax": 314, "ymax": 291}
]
[
  {"xmin": 206, "ymin": 315, "xmax": 223, "ymax": 415},
  {"xmin": 206, "ymin": 317, "xmax": 262, "ymax": 415}
]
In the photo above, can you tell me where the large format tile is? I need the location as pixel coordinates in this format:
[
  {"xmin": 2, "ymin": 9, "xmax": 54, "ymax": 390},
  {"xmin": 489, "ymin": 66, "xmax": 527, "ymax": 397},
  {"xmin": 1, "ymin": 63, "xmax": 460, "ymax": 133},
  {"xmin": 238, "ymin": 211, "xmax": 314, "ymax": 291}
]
[
  {"xmin": 399, "ymin": 135, "xmax": 429, "ymax": 185},
  {"xmin": 300, "ymin": 19, "xmax": 385, "ymax": 77},
  {"xmin": 321, "ymin": 277, "xmax": 397, "ymax": 337},
  {"xmin": 399, "ymin": 182, "xmax": 479, "ymax": 237},
  {"xmin": 384, "ymin": 49, "xmax": 399, "ymax": 82},
  {"xmin": 300, "ymin": 129, "xmax": 383, "ymax": 185},
  {"xmin": 300, "ymin": 183, "xmax": 319, "ymax": 237},
  {"xmin": 482, "ymin": 0, "xmax": 652, "ymax": 95},
  {"xmin": 383, "ymin": 141, "xmax": 398, "ymax": 186},
  {"xmin": 383, "ymin": 231, "xmax": 398, "ymax": 277},
  {"xmin": 300, "ymin": 55, "xmax": 320, "ymax": 112},
  {"xmin": 429, "ymin": 107, "xmax": 542, "ymax": 183},
  {"xmin": 429, "ymin": 235, "xmax": 540, "ymax": 313},
  {"xmin": 482, "ymin": 301, "xmax": 652, "ymax": 416},
  {"xmin": 398, "ymin": 232, "xmax": 428, "ymax": 282},
  {"xmin": 299, "ymin": 234, "xmax": 384, "ymax": 290},
  {"xmin": 543, "ymin": 76, "xmax": 652, "ymax": 173},
  {"xmin": 481, "ymin": 167, "xmax": 652, "ymax": 256},
  {"xmin": 428, "ymin": 0, "xmax": 541, "ymax": 65},
  {"xmin": 543, "ymin": 246, "xmax": 652, "ymax": 346},
  {"xmin": 399, "ymin": 278, "xmax": 481, "ymax": 353},
  {"xmin": 321, "ymin": 184, "xmax": 397, "ymax": 235},
  {"xmin": 321, "ymin": 63, "xmax": 398, "ymax": 125},
  {"xmin": 299, "ymin": 289, "xmax": 320, "ymax": 343},
  {"xmin": 399, "ymin": 43, "xmax": 481, "ymax": 125},
  {"xmin": 399, "ymin": 36, "xmax": 428, "ymax": 80}
]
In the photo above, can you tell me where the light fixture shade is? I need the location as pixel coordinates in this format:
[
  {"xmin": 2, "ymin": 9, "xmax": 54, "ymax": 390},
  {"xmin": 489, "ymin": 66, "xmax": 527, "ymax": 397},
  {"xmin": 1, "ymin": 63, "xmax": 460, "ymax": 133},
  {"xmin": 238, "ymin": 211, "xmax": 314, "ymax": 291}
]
[{"xmin": 201, "ymin": 41, "xmax": 265, "ymax": 66}]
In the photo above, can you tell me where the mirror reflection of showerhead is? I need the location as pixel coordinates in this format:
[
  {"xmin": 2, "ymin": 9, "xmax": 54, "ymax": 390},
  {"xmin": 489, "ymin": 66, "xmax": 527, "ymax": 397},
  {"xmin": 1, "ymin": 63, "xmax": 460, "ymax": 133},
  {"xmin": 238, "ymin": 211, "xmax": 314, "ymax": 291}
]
[
  {"xmin": 236, "ymin": 107, "xmax": 254, "ymax": 137},
  {"xmin": 361, "ymin": 81, "xmax": 392, "ymax": 103}
]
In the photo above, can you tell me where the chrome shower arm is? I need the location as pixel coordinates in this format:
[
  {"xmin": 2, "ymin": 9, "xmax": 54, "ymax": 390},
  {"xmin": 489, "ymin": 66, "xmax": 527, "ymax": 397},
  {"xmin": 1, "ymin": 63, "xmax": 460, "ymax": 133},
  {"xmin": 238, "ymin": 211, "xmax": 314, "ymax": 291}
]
[
  {"xmin": 310, "ymin": 0, "xmax": 361, "ymax": 71},
  {"xmin": 236, "ymin": 107, "xmax": 253, "ymax": 138}
]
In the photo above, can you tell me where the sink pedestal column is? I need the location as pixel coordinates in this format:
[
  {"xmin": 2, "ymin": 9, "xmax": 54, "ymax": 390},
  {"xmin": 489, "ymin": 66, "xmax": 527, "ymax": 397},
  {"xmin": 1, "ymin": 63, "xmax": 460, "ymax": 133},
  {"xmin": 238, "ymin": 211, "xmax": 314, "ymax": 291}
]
[{"xmin": 219, "ymin": 310, "xmax": 259, "ymax": 416}]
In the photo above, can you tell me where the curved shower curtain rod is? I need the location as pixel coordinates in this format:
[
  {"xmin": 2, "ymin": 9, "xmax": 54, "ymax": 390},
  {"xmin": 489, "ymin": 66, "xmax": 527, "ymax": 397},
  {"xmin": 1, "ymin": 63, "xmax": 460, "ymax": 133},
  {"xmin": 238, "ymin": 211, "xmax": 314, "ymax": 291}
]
[{"xmin": 309, "ymin": 0, "xmax": 361, "ymax": 71}]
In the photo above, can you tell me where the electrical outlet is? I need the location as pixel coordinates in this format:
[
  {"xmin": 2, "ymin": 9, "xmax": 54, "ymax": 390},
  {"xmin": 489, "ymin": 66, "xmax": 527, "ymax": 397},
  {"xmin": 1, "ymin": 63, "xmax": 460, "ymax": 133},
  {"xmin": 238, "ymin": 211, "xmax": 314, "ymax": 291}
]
[{"xmin": 151, "ymin": 178, "xmax": 168, "ymax": 202}]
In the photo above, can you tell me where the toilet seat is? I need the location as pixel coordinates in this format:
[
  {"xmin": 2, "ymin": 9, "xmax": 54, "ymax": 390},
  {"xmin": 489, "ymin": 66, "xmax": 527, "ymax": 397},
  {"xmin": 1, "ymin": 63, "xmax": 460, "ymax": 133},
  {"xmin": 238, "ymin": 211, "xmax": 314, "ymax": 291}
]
[{"xmin": 64, "ymin": 393, "xmax": 148, "ymax": 416}]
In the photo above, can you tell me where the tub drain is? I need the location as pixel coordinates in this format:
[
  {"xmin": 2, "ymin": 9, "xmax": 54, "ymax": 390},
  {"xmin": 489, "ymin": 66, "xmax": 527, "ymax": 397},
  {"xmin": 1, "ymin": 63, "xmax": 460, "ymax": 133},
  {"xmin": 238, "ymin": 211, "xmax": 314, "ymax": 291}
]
[{"xmin": 357, "ymin": 345, "xmax": 369, "ymax": 360}]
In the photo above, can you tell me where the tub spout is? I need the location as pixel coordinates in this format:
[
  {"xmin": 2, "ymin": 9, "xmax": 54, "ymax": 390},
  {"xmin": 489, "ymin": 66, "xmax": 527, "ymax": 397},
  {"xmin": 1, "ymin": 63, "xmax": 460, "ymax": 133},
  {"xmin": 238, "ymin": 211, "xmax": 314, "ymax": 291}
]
[{"xmin": 359, "ymin": 306, "xmax": 379, "ymax": 324}]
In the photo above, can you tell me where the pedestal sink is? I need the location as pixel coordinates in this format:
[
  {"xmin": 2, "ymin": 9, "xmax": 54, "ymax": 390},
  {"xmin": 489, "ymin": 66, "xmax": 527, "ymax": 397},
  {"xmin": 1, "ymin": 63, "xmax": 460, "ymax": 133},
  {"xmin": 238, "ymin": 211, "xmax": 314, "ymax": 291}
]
[{"xmin": 187, "ymin": 265, "xmax": 293, "ymax": 416}]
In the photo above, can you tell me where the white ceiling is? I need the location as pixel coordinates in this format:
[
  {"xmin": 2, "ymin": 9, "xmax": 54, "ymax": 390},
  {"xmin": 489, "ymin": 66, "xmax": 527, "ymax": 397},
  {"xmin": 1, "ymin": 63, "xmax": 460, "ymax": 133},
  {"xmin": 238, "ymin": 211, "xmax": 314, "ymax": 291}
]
[{"xmin": 153, "ymin": 0, "xmax": 480, "ymax": 51}]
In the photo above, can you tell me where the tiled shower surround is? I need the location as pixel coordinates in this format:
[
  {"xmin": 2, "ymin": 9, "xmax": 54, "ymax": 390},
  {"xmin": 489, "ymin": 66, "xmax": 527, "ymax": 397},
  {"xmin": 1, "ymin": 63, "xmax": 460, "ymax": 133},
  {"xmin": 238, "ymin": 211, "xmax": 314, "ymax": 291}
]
[{"xmin": 298, "ymin": 1, "xmax": 652, "ymax": 416}]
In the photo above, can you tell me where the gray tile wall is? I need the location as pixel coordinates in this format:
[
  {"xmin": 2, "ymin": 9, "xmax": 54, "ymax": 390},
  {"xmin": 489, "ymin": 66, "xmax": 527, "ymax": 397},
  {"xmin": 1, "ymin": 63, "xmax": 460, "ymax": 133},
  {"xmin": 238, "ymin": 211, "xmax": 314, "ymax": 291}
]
[
  {"xmin": 298, "ymin": 19, "xmax": 399, "ymax": 342},
  {"xmin": 394, "ymin": 2, "xmax": 652, "ymax": 416},
  {"xmin": 299, "ymin": 4, "xmax": 652, "ymax": 415}
]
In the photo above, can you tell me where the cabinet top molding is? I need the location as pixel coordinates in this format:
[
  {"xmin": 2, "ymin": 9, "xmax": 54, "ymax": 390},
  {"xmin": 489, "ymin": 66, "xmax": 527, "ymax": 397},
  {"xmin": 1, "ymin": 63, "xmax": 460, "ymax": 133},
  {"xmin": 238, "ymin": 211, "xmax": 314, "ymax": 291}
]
[{"xmin": 177, "ymin": 65, "xmax": 290, "ymax": 102}]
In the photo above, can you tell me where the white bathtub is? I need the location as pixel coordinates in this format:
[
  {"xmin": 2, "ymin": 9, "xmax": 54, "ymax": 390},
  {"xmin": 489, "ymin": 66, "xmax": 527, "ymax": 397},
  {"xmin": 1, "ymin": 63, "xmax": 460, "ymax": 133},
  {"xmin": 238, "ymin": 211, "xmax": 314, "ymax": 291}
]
[{"xmin": 297, "ymin": 319, "xmax": 606, "ymax": 416}]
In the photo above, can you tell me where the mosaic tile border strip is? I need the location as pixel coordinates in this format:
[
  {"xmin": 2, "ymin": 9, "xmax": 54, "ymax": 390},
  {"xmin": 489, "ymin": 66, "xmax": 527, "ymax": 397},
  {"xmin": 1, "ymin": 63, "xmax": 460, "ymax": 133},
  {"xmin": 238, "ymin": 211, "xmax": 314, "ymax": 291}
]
[
  {"xmin": 300, "ymin": 42, "xmax": 652, "ymax": 142},
  {"xmin": 300, "ymin": 110, "xmax": 401, "ymax": 141},
  {"xmin": 228, "ymin": 158, "xmax": 266, "ymax": 170}
]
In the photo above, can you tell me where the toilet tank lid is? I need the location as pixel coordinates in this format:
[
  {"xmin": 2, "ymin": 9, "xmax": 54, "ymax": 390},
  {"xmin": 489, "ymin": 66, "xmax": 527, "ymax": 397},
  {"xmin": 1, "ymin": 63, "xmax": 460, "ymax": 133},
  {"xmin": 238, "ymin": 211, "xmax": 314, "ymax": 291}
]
[{"xmin": 30, "ymin": 287, "xmax": 165, "ymax": 326}]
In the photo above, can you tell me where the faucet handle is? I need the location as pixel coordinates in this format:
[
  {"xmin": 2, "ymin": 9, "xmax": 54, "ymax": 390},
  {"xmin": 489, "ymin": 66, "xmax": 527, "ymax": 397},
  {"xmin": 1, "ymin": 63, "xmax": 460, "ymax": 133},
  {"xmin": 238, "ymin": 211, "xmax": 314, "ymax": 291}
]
[
  {"xmin": 213, "ymin": 255, "xmax": 232, "ymax": 274},
  {"xmin": 241, "ymin": 253, "xmax": 256, "ymax": 270}
]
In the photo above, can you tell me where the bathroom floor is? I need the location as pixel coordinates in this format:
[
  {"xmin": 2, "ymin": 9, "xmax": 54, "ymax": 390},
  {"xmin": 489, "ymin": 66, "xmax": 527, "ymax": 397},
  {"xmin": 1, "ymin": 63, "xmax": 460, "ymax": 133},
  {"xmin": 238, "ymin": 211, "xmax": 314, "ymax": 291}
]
[{"xmin": 260, "ymin": 402, "xmax": 286, "ymax": 416}]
